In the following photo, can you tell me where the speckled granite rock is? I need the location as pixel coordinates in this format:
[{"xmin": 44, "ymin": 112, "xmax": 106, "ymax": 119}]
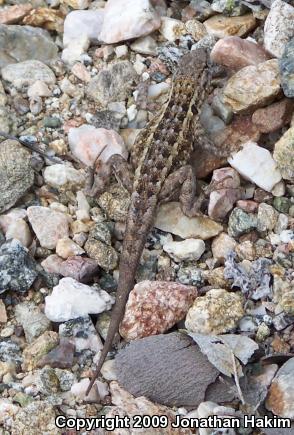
[
  {"xmin": 9, "ymin": 401, "xmax": 58, "ymax": 435},
  {"xmin": 273, "ymin": 126, "xmax": 294, "ymax": 181},
  {"xmin": 266, "ymin": 357, "xmax": 294, "ymax": 418},
  {"xmin": 264, "ymin": 0, "xmax": 294, "ymax": 58}
]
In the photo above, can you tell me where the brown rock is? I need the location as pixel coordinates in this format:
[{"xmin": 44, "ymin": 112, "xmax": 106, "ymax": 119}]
[
  {"xmin": 211, "ymin": 36, "xmax": 270, "ymax": 71},
  {"xmin": 0, "ymin": 4, "xmax": 32, "ymax": 24},
  {"xmin": 204, "ymin": 13, "xmax": 256, "ymax": 38},
  {"xmin": 252, "ymin": 99, "xmax": 293, "ymax": 133},
  {"xmin": 120, "ymin": 281, "xmax": 197, "ymax": 341},
  {"xmin": 266, "ymin": 357, "xmax": 294, "ymax": 418},
  {"xmin": 22, "ymin": 8, "xmax": 64, "ymax": 33},
  {"xmin": 59, "ymin": 256, "xmax": 99, "ymax": 283}
]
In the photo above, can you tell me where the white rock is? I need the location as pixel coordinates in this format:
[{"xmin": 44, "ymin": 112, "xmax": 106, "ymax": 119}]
[
  {"xmin": 27, "ymin": 206, "xmax": 69, "ymax": 249},
  {"xmin": 68, "ymin": 124, "xmax": 127, "ymax": 166},
  {"xmin": 27, "ymin": 80, "xmax": 51, "ymax": 98},
  {"xmin": 163, "ymin": 239, "xmax": 205, "ymax": 262},
  {"xmin": 62, "ymin": 0, "xmax": 90, "ymax": 8},
  {"xmin": 100, "ymin": 0, "xmax": 161, "ymax": 44},
  {"xmin": 271, "ymin": 180, "xmax": 286, "ymax": 196},
  {"xmin": 264, "ymin": 0, "xmax": 294, "ymax": 58},
  {"xmin": 43, "ymin": 164, "xmax": 85, "ymax": 189},
  {"xmin": 127, "ymin": 104, "xmax": 137, "ymax": 122},
  {"xmin": 228, "ymin": 142, "xmax": 282, "ymax": 192},
  {"xmin": 148, "ymin": 82, "xmax": 170, "ymax": 99},
  {"xmin": 130, "ymin": 35, "xmax": 157, "ymax": 55},
  {"xmin": 45, "ymin": 277, "xmax": 114, "ymax": 322},
  {"xmin": 5, "ymin": 219, "xmax": 32, "ymax": 248},
  {"xmin": 115, "ymin": 45, "xmax": 128, "ymax": 58},
  {"xmin": 56, "ymin": 238, "xmax": 85, "ymax": 259},
  {"xmin": 280, "ymin": 230, "xmax": 294, "ymax": 243},
  {"xmin": 1, "ymin": 60, "xmax": 56, "ymax": 89},
  {"xmin": 160, "ymin": 17, "xmax": 186, "ymax": 42}
]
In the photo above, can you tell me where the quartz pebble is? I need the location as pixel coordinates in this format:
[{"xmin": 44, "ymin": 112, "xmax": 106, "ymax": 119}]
[
  {"xmin": 264, "ymin": 0, "xmax": 294, "ymax": 58},
  {"xmin": 130, "ymin": 35, "xmax": 158, "ymax": 55}
]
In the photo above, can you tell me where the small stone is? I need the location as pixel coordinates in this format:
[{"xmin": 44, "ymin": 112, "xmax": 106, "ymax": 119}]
[
  {"xmin": 155, "ymin": 202, "xmax": 223, "ymax": 240},
  {"xmin": 130, "ymin": 35, "xmax": 158, "ymax": 55},
  {"xmin": 273, "ymin": 126, "xmax": 294, "ymax": 181},
  {"xmin": 266, "ymin": 357, "xmax": 294, "ymax": 418},
  {"xmin": 273, "ymin": 197, "xmax": 291, "ymax": 213},
  {"xmin": 264, "ymin": 0, "xmax": 294, "ymax": 58},
  {"xmin": 211, "ymin": 36, "xmax": 270, "ymax": 71},
  {"xmin": 43, "ymin": 116, "xmax": 61, "ymax": 128},
  {"xmin": 223, "ymin": 60, "xmax": 281, "ymax": 113},
  {"xmin": 15, "ymin": 302, "xmax": 51, "ymax": 343},
  {"xmin": 100, "ymin": 0, "xmax": 161, "ymax": 44},
  {"xmin": 43, "ymin": 164, "xmax": 85, "ymax": 190},
  {"xmin": 37, "ymin": 337, "xmax": 75, "ymax": 369},
  {"xmin": 115, "ymin": 45, "xmax": 128, "ymax": 58},
  {"xmin": 10, "ymin": 401, "xmax": 57, "ymax": 434},
  {"xmin": 27, "ymin": 206, "xmax": 69, "ymax": 249},
  {"xmin": 27, "ymin": 80, "xmax": 51, "ymax": 98},
  {"xmin": 62, "ymin": 0, "xmax": 89, "ymax": 8},
  {"xmin": 44, "ymin": 277, "xmax": 113, "ymax": 322},
  {"xmin": 5, "ymin": 219, "xmax": 32, "ymax": 248},
  {"xmin": 159, "ymin": 17, "xmax": 186, "ymax": 42},
  {"xmin": 84, "ymin": 238, "xmax": 118, "ymax": 271},
  {"xmin": 228, "ymin": 142, "xmax": 282, "ymax": 192},
  {"xmin": 71, "ymin": 62, "xmax": 91, "ymax": 82},
  {"xmin": 208, "ymin": 188, "xmax": 243, "ymax": 221},
  {"xmin": 185, "ymin": 288, "xmax": 244, "ymax": 334},
  {"xmin": 252, "ymin": 99, "xmax": 293, "ymax": 134},
  {"xmin": 280, "ymin": 39, "xmax": 294, "ymax": 98},
  {"xmin": 1, "ymin": 60, "xmax": 56, "ymax": 89},
  {"xmin": 203, "ymin": 13, "xmax": 256, "ymax": 38},
  {"xmin": 0, "ymin": 300, "xmax": 7, "ymax": 323},
  {"xmin": 185, "ymin": 19, "xmax": 207, "ymax": 41},
  {"xmin": 257, "ymin": 203, "xmax": 279, "ymax": 232},
  {"xmin": 211, "ymin": 232, "xmax": 237, "ymax": 263},
  {"xmin": 163, "ymin": 239, "xmax": 205, "ymax": 262},
  {"xmin": 68, "ymin": 124, "xmax": 127, "ymax": 167},
  {"xmin": 236, "ymin": 200, "xmax": 259, "ymax": 213},
  {"xmin": 120, "ymin": 281, "xmax": 197, "ymax": 341},
  {"xmin": 22, "ymin": 331, "xmax": 59, "ymax": 371},
  {"xmin": 0, "ymin": 4, "xmax": 32, "ymax": 25},
  {"xmin": 59, "ymin": 315, "xmax": 103, "ymax": 352},
  {"xmin": 271, "ymin": 180, "xmax": 286, "ymax": 197},
  {"xmin": 228, "ymin": 208, "xmax": 257, "ymax": 238},
  {"xmin": 22, "ymin": 7, "xmax": 64, "ymax": 33},
  {"xmin": 56, "ymin": 237, "xmax": 85, "ymax": 259},
  {"xmin": 71, "ymin": 378, "xmax": 104, "ymax": 402}
]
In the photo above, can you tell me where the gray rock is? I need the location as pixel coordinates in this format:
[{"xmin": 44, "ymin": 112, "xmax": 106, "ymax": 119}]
[
  {"xmin": 0, "ymin": 140, "xmax": 34, "ymax": 213},
  {"xmin": 1, "ymin": 60, "xmax": 56, "ymax": 89},
  {"xmin": 91, "ymin": 110, "xmax": 122, "ymax": 131},
  {"xmin": 59, "ymin": 315, "xmax": 102, "ymax": 353},
  {"xmin": 15, "ymin": 302, "xmax": 51, "ymax": 343},
  {"xmin": 0, "ymin": 239, "xmax": 38, "ymax": 294},
  {"xmin": 228, "ymin": 207, "xmax": 257, "ymax": 238},
  {"xmin": 0, "ymin": 339, "xmax": 22, "ymax": 365},
  {"xmin": 0, "ymin": 24, "xmax": 58, "ymax": 68},
  {"xmin": 115, "ymin": 332, "xmax": 219, "ymax": 407},
  {"xmin": 279, "ymin": 38, "xmax": 294, "ymax": 98}
]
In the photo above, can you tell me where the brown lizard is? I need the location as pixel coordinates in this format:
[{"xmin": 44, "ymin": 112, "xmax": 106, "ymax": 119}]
[{"xmin": 86, "ymin": 47, "xmax": 213, "ymax": 396}]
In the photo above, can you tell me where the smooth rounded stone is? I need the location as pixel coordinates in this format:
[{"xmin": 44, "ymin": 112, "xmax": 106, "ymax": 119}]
[
  {"xmin": 264, "ymin": 0, "xmax": 294, "ymax": 58},
  {"xmin": 0, "ymin": 24, "xmax": 58, "ymax": 69},
  {"xmin": 203, "ymin": 13, "xmax": 256, "ymax": 38},
  {"xmin": 68, "ymin": 124, "xmax": 127, "ymax": 167},
  {"xmin": 120, "ymin": 281, "xmax": 197, "ymax": 341},
  {"xmin": 43, "ymin": 164, "xmax": 85, "ymax": 190},
  {"xmin": 86, "ymin": 61, "xmax": 137, "ymax": 107},
  {"xmin": 252, "ymin": 99, "xmax": 293, "ymax": 134},
  {"xmin": 228, "ymin": 207, "xmax": 257, "ymax": 238},
  {"xmin": 100, "ymin": 0, "xmax": 161, "ymax": 44},
  {"xmin": 163, "ymin": 239, "xmax": 205, "ymax": 262},
  {"xmin": 15, "ymin": 301, "xmax": 51, "ymax": 343},
  {"xmin": 0, "ymin": 140, "xmax": 34, "ymax": 214},
  {"xmin": 155, "ymin": 202, "xmax": 223, "ymax": 240},
  {"xmin": 84, "ymin": 238, "xmax": 118, "ymax": 271},
  {"xmin": 55, "ymin": 238, "xmax": 85, "ymax": 259},
  {"xmin": 27, "ymin": 206, "xmax": 69, "ymax": 249},
  {"xmin": 115, "ymin": 332, "xmax": 219, "ymax": 408},
  {"xmin": 257, "ymin": 203, "xmax": 279, "ymax": 232},
  {"xmin": 9, "ymin": 401, "xmax": 57, "ymax": 435},
  {"xmin": 280, "ymin": 39, "xmax": 294, "ymax": 98},
  {"xmin": 273, "ymin": 126, "xmax": 294, "ymax": 181},
  {"xmin": 0, "ymin": 4, "xmax": 32, "ymax": 25},
  {"xmin": 0, "ymin": 239, "xmax": 38, "ymax": 294},
  {"xmin": 228, "ymin": 141, "xmax": 282, "ymax": 192},
  {"xmin": 211, "ymin": 36, "xmax": 270, "ymax": 71},
  {"xmin": 266, "ymin": 357, "xmax": 294, "ymax": 418},
  {"xmin": 1, "ymin": 60, "xmax": 56, "ymax": 89},
  {"xmin": 130, "ymin": 36, "xmax": 158, "ymax": 55},
  {"xmin": 44, "ymin": 277, "xmax": 113, "ymax": 322},
  {"xmin": 223, "ymin": 59, "xmax": 281, "ymax": 114},
  {"xmin": 5, "ymin": 218, "xmax": 32, "ymax": 248},
  {"xmin": 59, "ymin": 315, "xmax": 103, "ymax": 353},
  {"xmin": 185, "ymin": 288, "xmax": 244, "ymax": 334},
  {"xmin": 22, "ymin": 330, "xmax": 59, "ymax": 371},
  {"xmin": 37, "ymin": 338, "xmax": 75, "ymax": 370},
  {"xmin": 211, "ymin": 232, "xmax": 237, "ymax": 263},
  {"xmin": 159, "ymin": 17, "xmax": 186, "ymax": 42}
]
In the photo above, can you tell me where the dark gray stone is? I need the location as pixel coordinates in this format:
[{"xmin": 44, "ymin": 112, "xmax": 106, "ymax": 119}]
[{"xmin": 280, "ymin": 38, "xmax": 294, "ymax": 98}]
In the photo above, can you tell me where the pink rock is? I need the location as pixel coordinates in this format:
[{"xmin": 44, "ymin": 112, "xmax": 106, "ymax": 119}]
[
  {"xmin": 0, "ymin": 209, "xmax": 27, "ymax": 233},
  {"xmin": 236, "ymin": 200, "xmax": 259, "ymax": 213},
  {"xmin": 59, "ymin": 256, "xmax": 99, "ymax": 283},
  {"xmin": 208, "ymin": 188, "xmax": 243, "ymax": 221},
  {"xmin": 252, "ymin": 99, "xmax": 293, "ymax": 134},
  {"xmin": 119, "ymin": 280, "xmax": 197, "ymax": 341},
  {"xmin": 71, "ymin": 62, "xmax": 91, "ymax": 82},
  {"xmin": 0, "ymin": 4, "xmax": 32, "ymax": 24},
  {"xmin": 100, "ymin": 0, "xmax": 161, "ymax": 44},
  {"xmin": 68, "ymin": 124, "xmax": 127, "ymax": 167},
  {"xmin": 211, "ymin": 36, "xmax": 270, "ymax": 71}
]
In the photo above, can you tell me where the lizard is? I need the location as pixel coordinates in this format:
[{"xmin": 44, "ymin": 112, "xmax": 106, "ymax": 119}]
[{"xmin": 86, "ymin": 46, "xmax": 214, "ymax": 396}]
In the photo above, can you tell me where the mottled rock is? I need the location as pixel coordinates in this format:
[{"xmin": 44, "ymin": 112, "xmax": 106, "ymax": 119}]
[
  {"xmin": 45, "ymin": 277, "xmax": 113, "ymax": 322},
  {"xmin": 280, "ymin": 39, "xmax": 294, "ymax": 98},
  {"xmin": 204, "ymin": 13, "xmax": 256, "ymax": 38},
  {"xmin": 71, "ymin": 62, "xmax": 91, "ymax": 82},
  {"xmin": 211, "ymin": 36, "xmax": 270, "ymax": 71},
  {"xmin": 264, "ymin": 0, "xmax": 294, "ymax": 58},
  {"xmin": 273, "ymin": 126, "xmax": 294, "ymax": 181},
  {"xmin": 15, "ymin": 302, "xmax": 51, "ymax": 343},
  {"xmin": 100, "ymin": 0, "xmax": 161, "ymax": 44},
  {"xmin": 163, "ymin": 239, "xmax": 205, "ymax": 262},
  {"xmin": 27, "ymin": 206, "xmax": 69, "ymax": 249},
  {"xmin": 98, "ymin": 185, "xmax": 130, "ymax": 221},
  {"xmin": 0, "ymin": 4, "xmax": 32, "ymax": 24},
  {"xmin": 1, "ymin": 60, "xmax": 56, "ymax": 89},
  {"xmin": 84, "ymin": 238, "xmax": 118, "ymax": 271},
  {"xmin": 22, "ymin": 8, "xmax": 64, "ymax": 33},
  {"xmin": 159, "ymin": 17, "xmax": 186, "ymax": 42},
  {"xmin": 43, "ymin": 164, "xmax": 86, "ymax": 190},
  {"xmin": 252, "ymin": 99, "xmax": 293, "ymax": 133},
  {"xmin": 0, "ymin": 340, "xmax": 22, "ymax": 366},
  {"xmin": 115, "ymin": 332, "xmax": 219, "ymax": 407},
  {"xmin": 10, "ymin": 401, "xmax": 57, "ymax": 435},
  {"xmin": 0, "ymin": 140, "xmax": 34, "ymax": 213},
  {"xmin": 56, "ymin": 238, "xmax": 84, "ymax": 259},
  {"xmin": 266, "ymin": 357, "xmax": 294, "ymax": 418},
  {"xmin": 41, "ymin": 254, "xmax": 99, "ymax": 283},
  {"xmin": 62, "ymin": 0, "xmax": 89, "ymax": 8},
  {"xmin": 155, "ymin": 202, "xmax": 223, "ymax": 240},
  {"xmin": 257, "ymin": 203, "xmax": 279, "ymax": 232},
  {"xmin": 185, "ymin": 288, "xmax": 244, "ymax": 334},
  {"xmin": 120, "ymin": 281, "xmax": 197, "ymax": 341},
  {"xmin": 59, "ymin": 315, "xmax": 103, "ymax": 352},
  {"xmin": 223, "ymin": 60, "xmax": 281, "ymax": 113},
  {"xmin": 22, "ymin": 331, "xmax": 59, "ymax": 371},
  {"xmin": 228, "ymin": 142, "xmax": 282, "ymax": 192},
  {"xmin": 0, "ymin": 239, "xmax": 38, "ymax": 294},
  {"xmin": 211, "ymin": 232, "xmax": 237, "ymax": 263},
  {"xmin": 228, "ymin": 207, "xmax": 257, "ymax": 238}
]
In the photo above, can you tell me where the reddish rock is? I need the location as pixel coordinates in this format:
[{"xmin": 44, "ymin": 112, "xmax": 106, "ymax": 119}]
[
  {"xmin": 236, "ymin": 200, "xmax": 259, "ymax": 213},
  {"xmin": 120, "ymin": 281, "xmax": 197, "ymax": 341},
  {"xmin": 211, "ymin": 36, "xmax": 270, "ymax": 71},
  {"xmin": 208, "ymin": 188, "xmax": 243, "ymax": 221},
  {"xmin": 252, "ymin": 99, "xmax": 293, "ymax": 133},
  {"xmin": 0, "ymin": 4, "xmax": 32, "ymax": 24},
  {"xmin": 59, "ymin": 256, "xmax": 99, "ymax": 283}
]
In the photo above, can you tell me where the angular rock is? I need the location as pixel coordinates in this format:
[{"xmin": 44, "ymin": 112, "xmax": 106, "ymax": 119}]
[
  {"xmin": 257, "ymin": 203, "xmax": 279, "ymax": 232},
  {"xmin": 203, "ymin": 13, "xmax": 256, "ymax": 38},
  {"xmin": 159, "ymin": 17, "xmax": 186, "ymax": 42},
  {"xmin": 84, "ymin": 238, "xmax": 118, "ymax": 271},
  {"xmin": 43, "ymin": 164, "xmax": 85, "ymax": 190},
  {"xmin": 273, "ymin": 126, "xmax": 294, "ymax": 181},
  {"xmin": 56, "ymin": 238, "xmax": 84, "ymax": 259},
  {"xmin": 228, "ymin": 207, "xmax": 257, "ymax": 238},
  {"xmin": 0, "ymin": 4, "xmax": 32, "ymax": 25},
  {"xmin": 44, "ymin": 277, "xmax": 113, "ymax": 322},
  {"xmin": 5, "ymin": 218, "xmax": 32, "ymax": 248},
  {"xmin": 60, "ymin": 256, "xmax": 98, "ymax": 283},
  {"xmin": 280, "ymin": 38, "xmax": 294, "ymax": 98},
  {"xmin": 15, "ymin": 302, "xmax": 51, "ymax": 343},
  {"xmin": 1, "ymin": 60, "xmax": 56, "ymax": 89},
  {"xmin": 22, "ymin": 8, "xmax": 64, "ymax": 33},
  {"xmin": 264, "ymin": 0, "xmax": 294, "ymax": 58},
  {"xmin": 163, "ymin": 239, "xmax": 205, "ymax": 262},
  {"xmin": 266, "ymin": 357, "xmax": 294, "ymax": 418},
  {"xmin": 59, "ymin": 315, "xmax": 103, "ymax": 352},
  {"xmin": 120, "ymin": 281, "xmax": 197, "ymax": 341},
  {"xmin": 211, "ymin": 232, "xmax": 237, "ymax": 263},
  {"xmin": 252, "ymin": 99, "xmax": 293, "ymax": 133},
  {"xmin": 22, "ymin": 331, "xmax": 59, "ymax": 371},
  {"xmin": 37, "ymin": 338, "xmax": 75, "ymax": 369},
  {"xmin": 10, "ymin": 401, "xmax": 57, "ymax": 435}
]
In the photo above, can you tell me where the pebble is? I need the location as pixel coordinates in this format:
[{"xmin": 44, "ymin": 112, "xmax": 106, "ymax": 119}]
[
  {"xmin": 59, "ymin": 315, "xmax": 103, "ymax": 352},
  {"xmin": 203, "ymin": 13, "xmax": 256, "ymax": 38},
  {"xmin": 0, "ymin": 300, "xmax": 7, "ymax": 323},
  {"xmin": 252, "ymin": 99, "xmax": 293, "ymax": 134},
  {"xmin": 120, "ymin": 281, "xmax": 197, "ymax": 341},
  {"xmin": 228, "ymin": 141, "xmax": 282, "ymax": 192},
  {"xmin": 44, "ymin": 277, "xmax": 113, "ymax": 322},
  {"xmin": 280, "ymin": 38, "xmax": 294, "ymax": 98},
  {"xmin": 5, "ymin": 218, "xmax": 32, "ymax": 248},
  {"xmin": 99, "ymin": 0, "xmax": 161, "ymax": 44},
  {"xmin": 27, "ymin": 206, "xmax": 69, "ymax": 250},
  {"xmin": 257, "ymin": 203, "xmax": 279, "ymax": 232},
  {"xmin": 15, "ymin": 302, "xmax": 51, "ymax": 343},
  {"xmin": 41, "ymin": 254, "xmax": 99, "ymax": 283},
  {"xmin": 56, "ymin": 237, "xmax": 85, "ymax": 259},
  {"xmin": 22, "ymin": 331, "xmax": 59, "ymax": 371},
  {"xmin": 0, "ymin": 4, "xmax": 32, "ymax": 25},
  {"xmin": 163, "ymin": 239, "xmax": 205, "ymax": 262},
  {"xmin": 159, "ymin": 17, "xmax": 186, "ymax": 42},
  {"xmin": 266, "ymin": 357, "xmax": 294, "ymax": 418},
  {"xmin": 228, "ymin": 207, "xmax": 257, "ymax": 238},
  {"xmin": 273, "ymin": 126, "xmax": 294, "ymax": 181},
  {"xmin": 68, "ymin": 124, "xmax": 127, "ymax": 167},
  {"xmin": 185, "ymin": 288, "xmax": 244, "ymax": 334},
  {"xmin": 155, "ymin": 202, "xmax": 223, "ymax": 240},
  {"xmin": 211, "ymin": 232, "xmax": 237, "ymax": 263},
  {"xmin": 27, "ymin": 80, "xmax": 51, "ymax": 98},
  {"xmin": 130, "ymin": 36, "xmax": 158, "ymax": 55},
  {"xmin": 43, "ymin": 164, "xmax": 85, "ymax": 190},
  {"xmin": 211, "ymin": 36, "xmax": 270, "ymax": 71},
  {"xmin": 1, "ymin": 60, "xmax": 56, "ymax": 89},
  {"xmin": 9, "ymin": 401, "xmax": 57, "ymax": 435},
  {"xmin": 264, "ymin": 0, "xmax": 294, "ymax": 58},
  {"xmin": 63, "ymin": 0, "xmax": 90, "ymax": 8},
  {"xmin": 22, "ymin": 8, "xmax": 64, "ymax": 33},
  {"xmin": 98, "ymin": 187, "xmax": 130, "ymax": 221},
  {"xmin": 223, "ymin": 59, "xmax": 281, "ymax": 113},
  {"xmin": 84, "ymin": 238, "xmax": 118, "ymax": 270},
  {"xmin": 37, "ymin": 338, "xmax": 75, "ymax": 369},
  {"xmin": 185, "ymin": 19, "xmax": 207, "ymax": 41},
  {"xmin": 70, "ymin": 378, "xmax": 102, "ymax": 402}
]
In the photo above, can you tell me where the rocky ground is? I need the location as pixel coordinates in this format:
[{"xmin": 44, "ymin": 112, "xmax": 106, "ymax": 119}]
[{"xmin": 0, "ymin": 0, "xmax": 293, "ymax": 434}]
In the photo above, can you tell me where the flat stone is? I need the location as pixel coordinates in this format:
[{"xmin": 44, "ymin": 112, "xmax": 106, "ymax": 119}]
[
  {"xmin": 273, "ymin": 126, "xmax": 294, "ymax": 181},
  {"xmin": 252, "ymin": 99, "xmax": 293, "ymax": 133},
  {"xmin": 203, "ymin": 13, "xmax": 256, "ymax": 38},
  {"xmin": 264, "ymin": 0, "xmax": 294, "ymax": 58},
  {"xmin": 130, "ymin": 35, "xmax": 158, "ymax": 56},
  {"xmin": 1, "ymin": 60, "xmax": 56, "ymax": 89}
]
